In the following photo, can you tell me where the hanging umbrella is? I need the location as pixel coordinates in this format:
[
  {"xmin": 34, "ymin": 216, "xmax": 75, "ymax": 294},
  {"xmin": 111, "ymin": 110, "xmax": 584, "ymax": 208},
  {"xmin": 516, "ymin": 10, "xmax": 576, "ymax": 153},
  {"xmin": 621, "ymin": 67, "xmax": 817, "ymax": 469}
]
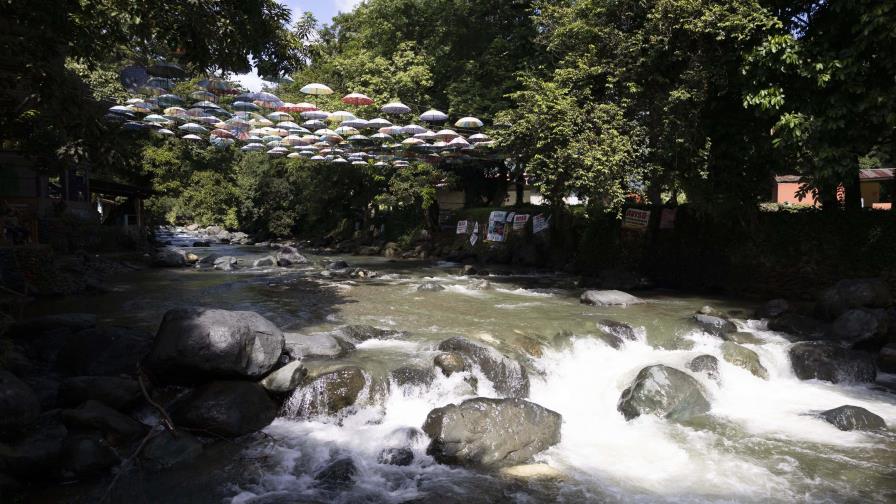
[
  {"xmin": 335, "ymin": 126, "xmax": 359, "ymax": 136},
  {"xmin": 332, "ymin": 157, "xmax": 348, "ymax": 164},
  {"xmin": 300, "ymin": 83, "xmax": 334, "ymax": 95},
  {"xmin": 156, "ymin": 128, "xmax": 175, "ymax": 137},
  {"xmin": 178, "ymin": 123, "xmax": 208, "ymax": 134},
  {"xmin": 242, "ymin": 143, "xmax": 265, "ymax": 152},
  {"xmin": 138, "ymin": 86, "xmax": 166, "ymax": 97},
  {"xmin": 191, "ymin": 90, "xmax": 217, "ymax": 101},
  {"xmin": 232, "ymin": 101, "xmax": 259, "ymax": 112},
  {"xmin": 302, "ymin": 119, "xmax": 326, "ymax": 130},
  {"xmin": 348, "ymin": 134, "xmax": 371, "ymax": 144},
  {"xmin": 127, "ymin": 101, "xmax": 153, "ymax": 114},
  {"xmin": 276, "ymin": 121, "xmax": 301, "ymax": 129},
  {"xmin": 448, "ymin": 136, "xmax": 470, "ymax": 148},
  {"xmin": 414, "ymin": 130, "xmax": 436, "ymax": 141},
  {"xmin": 250, "ymin": 117, "xmax": 274, "ymax": 127},
  {"xmin": 192, "ymin": 100, "xmax": 220, "ymax": 109},
  {"xmin": 203, "ymin": 78, "xmax": 235, "ymax": 93},
  {"xmin": 278, "ymin": 102, "xmax": 317, "ymax": 113},
  {"xmin": 382, "ymin": 102, "xmax": 411, "ymax": 115},
  {"xmin": 380, "ymin": 126, "xmax": 404, "ymax": 136},
  {"xmin": 469, "ymin": 133, "xmax": 491, "ymax": 143},
  {"xmin": 195, "ymin": 116, "xmax": 220, "ymax": 125},
  {"xmin": 436, "ymin": 129, "xmax": 460, "ymax": 140},
  {"xmin": 368, "ymin": 118, "xmax": 392, "ymax": 128},
  {"xmin": 401, "ymin": 124, "xmax": 427, "ymax": 135},
  {"xmin": 329, "ymin": 111, "xmax": 356, "ymax": 123},
  {"xmin": 157, "ymin": 94, "xmax": 184, "ymax": 107},
  {"xmin": 148, "ymin": 61, "xmax": 185, "ymax": 78},
  {"xmin": 267, "ymin": 111, "xmax": 293, "ymax": 122},
  {"xmin": 181, "ymin": 134, "xmax": 203, "ymax": 141},
  {"xmin": 163, "ymin": 106, "xmax": 188, "ymax": 117},
  {"xmin": 420, "ymin": 109, "xmax": 448, "ymax": 123},
  {"xmin": 342, "ymin": 118, "xmax": 369, "ymax": 129},
  {"xmin": 261, "ymin": 135, "xmax": 282, "ymax": 143},
  {"xmin": 402, "ymin": 138, "xmax": 425, "ymax": 146},
  {"xmin": 146, "ymin": 77, "xmax": 174, "ymax": 90},
  {"xmin": 211, "ymin": 137, "xmax": 235, "ymax": 148},
  {"xmin": 454, "ymin": 116, "xmax": 483, "ymax": 129},
  {"xmin": 301, "ymin": 110, "xmax": 330, "ymax": 121},
  {"xmin": 144, "ymin": 114, "xmax": 172, "ymax": 125},
  {"xmin": 108, "ymin": 105, "xmax": 135, "ymax": 119},
  {"xmin": 287, "ymin": 152, "xmax": 302, "ymax": 159},
  {"xmin": 342, "ymin": 92, "xmax": 374, "ymax": 106},
  {"xmin": 269, "ymin": 128, "xmax": 290, "ymax": 137},
  {"xmin": 211, "ymin": 129, "xmax": 235, "ymax": 139},
  {"xmin": 370, "ymin": 133, "xmax": 394, "ymax": 143}
]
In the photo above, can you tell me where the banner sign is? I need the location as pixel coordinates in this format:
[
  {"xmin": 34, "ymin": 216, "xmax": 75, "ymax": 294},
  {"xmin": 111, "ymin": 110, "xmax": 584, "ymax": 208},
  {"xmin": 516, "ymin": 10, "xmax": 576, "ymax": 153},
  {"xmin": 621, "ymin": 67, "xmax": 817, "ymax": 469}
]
[
  {"xmin": 486, "ymin": 211, "xmax": 507, "ymax": 242},
  {"xmin": 532, "ymin": 214, "xmax": 549, "ymax": 234},
  {"xmin": 456, "ymin": 220, "xmax": 469, "ymax": 234},
  {"xmin": 469, "ymin": 232, "xmax": 478, "ymax": 246},
  {"xmin": 473, "ymin": 221, "xmax": 479, "ymax": 234},
  {"xmin": 512, "ymin": 214, "xmax": 530, "ymax": 230},
  {"xmin": 622, "ymin": 208, "xmax": 650, "ymax": 230},
  {"xmin": 659, "ymin": 208, "xmax": 677, "ymax": 230},
  {"xmin": 505, "ymin": 212, "xmax": 516, "ymax": 223}
]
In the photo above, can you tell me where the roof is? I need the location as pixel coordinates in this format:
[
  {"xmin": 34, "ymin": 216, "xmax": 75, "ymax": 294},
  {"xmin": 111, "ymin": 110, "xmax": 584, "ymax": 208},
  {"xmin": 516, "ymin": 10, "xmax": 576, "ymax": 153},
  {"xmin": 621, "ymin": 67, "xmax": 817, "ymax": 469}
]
[
  {"xmin": 775, "ymin": 168, "xmax": 895, "ymax": 184},
  {"xmin": 89, "ymin": 179, "xmax": 154, "ymax": 198},
  {"xmin": 774, "ymin": 175, "xmax": 803, "ymax": 183}
]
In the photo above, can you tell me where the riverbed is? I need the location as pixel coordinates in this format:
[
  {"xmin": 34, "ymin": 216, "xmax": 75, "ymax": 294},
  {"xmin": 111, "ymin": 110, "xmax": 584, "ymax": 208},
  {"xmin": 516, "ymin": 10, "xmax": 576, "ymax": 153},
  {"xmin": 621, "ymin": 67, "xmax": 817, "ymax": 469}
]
[{"xmin": 28, "ymin": 235, "xmax": 896, "ymax": 503}]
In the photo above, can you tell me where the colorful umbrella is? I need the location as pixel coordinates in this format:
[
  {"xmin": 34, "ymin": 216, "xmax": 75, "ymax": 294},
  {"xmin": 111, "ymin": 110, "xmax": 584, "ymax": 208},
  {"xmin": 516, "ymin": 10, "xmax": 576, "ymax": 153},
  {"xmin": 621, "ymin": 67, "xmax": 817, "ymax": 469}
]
[
  {"xmin": 342, "ymin": 118, "xmax": 369, "ymax": 129},
  {"xmin": 420, "ymin": 109, "xmax": 448, "ymax": 123},
  {"xmin": 211, "ymin": 128, "xmax": 235, "ymax": 139},
  {"xmin": 267, "ymin": 111, "xmax": 293, "ymax": 122},
  {"xmin": 454, "ymin": 116, "xmax": 484, "ymax": 129},
  {"xmin": 301, "ymin": 110, "xmax": 330, "ymax": 121},
  {"xmin": 382, "ymin": 102, "xmax": 411, "ymax": 115},
  {"xmin": 300, "ymin": 83, "xmax": 334, "ymax": 95},
  {"xmin": 342, "ymin": 92, "xmax": 374, "ymax": 106},
  {"xmin": 232, "ymin": 101, "xmax": 259, "ymax": 112},
  {"xmin": 401, "ymin": 124, "xmax": 427, "ymax": 135},
  {"xmin": 436, "ymin": 129, "xmax": 460, "ymax": 140},
  {"xmin": 329, "ymin": 111, "xmax": 356, "ymax": 123},
  {"xmin": 278, "ymin": 102, "xmax": 317, "ymax": 113},
  {"xmin": 368, "ymin": 118, "xmax": 393, "ymax": 128}
]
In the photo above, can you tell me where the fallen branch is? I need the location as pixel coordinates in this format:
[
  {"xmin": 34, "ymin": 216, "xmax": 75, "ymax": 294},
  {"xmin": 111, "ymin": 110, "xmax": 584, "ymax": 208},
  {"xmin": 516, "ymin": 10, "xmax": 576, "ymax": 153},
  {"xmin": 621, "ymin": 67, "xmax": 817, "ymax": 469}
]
[
  {"xmin": 99, "ymin": 428, "xmax": 161, "ymax": 503},
  {"xmin": 137, "ymin": 365, "xmax": 175, "ymax": 432}
]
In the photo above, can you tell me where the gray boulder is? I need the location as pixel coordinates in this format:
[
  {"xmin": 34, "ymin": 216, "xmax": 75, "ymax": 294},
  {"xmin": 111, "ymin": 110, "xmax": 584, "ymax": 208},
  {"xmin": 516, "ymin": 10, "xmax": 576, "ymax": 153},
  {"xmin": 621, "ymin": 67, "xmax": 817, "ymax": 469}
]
[
  {"xmin": 687, "ymin": 355, "xmax": 720, "ymax": 381},
  {"xmin": 391, "ymin": 366, "xmax": 435, "ymax": 387},
  {"xmin": 378, "ymin": 447, "xmax": 414, "ymax": 466},
  {"xmin": 276, "ymin": 246, "xmax": 308, "ymax": 266},
  {"xmin": 694, "ymin": 314, "xmax": 737, "ymax": 336},
  {"xmin": 0, "ymin": 371, "xmax": 40, "ymax": 430},
  {"xmin": 259, "ymin": 361, "xmax": 307, "ymax": 394},
  {"xmin": 314, "ymin": 457, "xmax": 357, "ymax": 490},
  {"xmin": 434, "ymin": 352, "xmax": 466, "ymax": 377},
  {"xmin": 417, "ymin": 282, "xmax": 445, "ymax": 292},
  {"xmin": 720, "ymin": 341, "xmax": 769, "ymax": 379},
  {"xmin": 172, "ymin": 381, "xmax": 276, "ymax": 437},
  {"xmin": 287, "ymin": 366, "xmax": 367, "ymax": 417},
  {"xmin": 195, "ymin": 253, "xmax": 220, "ymax": 268},
  {"xmin": 57, "ymin": 376, "xmax": 142, "ymax": 409},
  {"xmin": 61, "ymin": 400, "xmax": 146, "ymax": 444},
  {"xmin": 328, "ymin": 260, "xmax": 350, "ymax": 271},
  {"xmin": 253, "ymin": 255, "xmax": 277, "ymax": 268},
  {"xmin": 437, "ymin": 337, "xmax": 529, "ymax": 398},
  {"xmin": 789, "ymin": 342, "xmax": 876, "ymax": 383},
  {"xmin": 598, "ymin": 319, "xmax": 638, "ymax": 341},
  {"xmin": 724, "ymin": 331, "xmax": 764, "ymax": 345},
  {"xmin": 617, "ymin": 365, "xmax": 710, "ymax": 422},
  {"xmin": 818, "ymin": 405, "xmax": 886, "ymax": 431},
  {"xmin": 57, "ymin": 326, "xmax": 154, "ymax": 376},
  {"xmin": 816, "ymin": 278, "xmax": 892, "ymax": 319},
  {"xmin": 153, "ymin": 248, "xmax": 186, "ymax": 267},
  {"xmin": 335, "ymin": 325, "xmax": 407, "ymax": 343},
  {"xmin": 145, "ymin": 308, "xmax": 284, "ymax": 383},
  {"xmin": 213, "ymin": 256, "xmax": 239, "ymax": 271},
  {"xmin": 829, "ymin": 308, "xmax": 889, "ymax": 348},
  {"xmin": 580, "ymin": 289, "xmax": 645, "ymax": 307},
  {"xmin": 139, "ymin": 430, "xmax": 203, "ymax": 471},
  {"xmin": 283, "ymin": 332, "xmax": 355, "ymax": 360},
  {"xmin": 768, "ymin": 314, "xmax": 828, "ymax": 341},
  {"xmin": 422, "ymin": 397, "xmax": 561, "ymax": 468}
]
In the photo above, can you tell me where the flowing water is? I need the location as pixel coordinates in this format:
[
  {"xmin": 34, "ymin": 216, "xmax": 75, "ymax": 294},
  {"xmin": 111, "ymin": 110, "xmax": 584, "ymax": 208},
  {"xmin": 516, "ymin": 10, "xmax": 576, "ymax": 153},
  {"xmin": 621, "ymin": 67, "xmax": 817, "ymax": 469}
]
[{"xmin": 29, "ymin": 233, "xmax": 896, "ymax": 503}]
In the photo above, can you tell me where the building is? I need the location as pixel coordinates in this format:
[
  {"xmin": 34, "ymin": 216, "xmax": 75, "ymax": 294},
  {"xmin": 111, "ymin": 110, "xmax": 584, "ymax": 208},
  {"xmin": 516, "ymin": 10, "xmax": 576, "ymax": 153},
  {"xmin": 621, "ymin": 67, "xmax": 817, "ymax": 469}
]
[{"xmin": 772, "ymin": 169, "xmax": 894, "ymax": 209}]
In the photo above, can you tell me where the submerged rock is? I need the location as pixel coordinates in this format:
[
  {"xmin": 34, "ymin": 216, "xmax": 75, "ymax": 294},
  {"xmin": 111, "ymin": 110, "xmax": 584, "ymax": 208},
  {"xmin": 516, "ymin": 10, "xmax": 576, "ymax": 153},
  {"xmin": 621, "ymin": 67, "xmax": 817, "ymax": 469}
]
[
  {"xmin": 789, "ymin": 342, "xmax": 876, "ymax": 383},
  {"xmin": 720, "ymin": 341, "xmax": 769, "ymax": 379},
  {"xmin": 378, "ymin": 447, "xmax": 414, "ymax": 466},
  {"xmin": 328, "ymin": 260, "xmax": 350, "ymax": 271},
  {"xmin": 687, "ymin": 355, "xmax": 720, "ymax": 381},
  {"xmin": 417, "ymin": 282, "xmax": 445, "ymax": 292},
  {"xmin": 172, "ymin": 381, "xmax": 276, "ymax": 437},
  {"xmin": 335, "ymin": 325, "xmax": 407, "ymax": 343},
  {"xmin": 0, "ymin": 370, "xmax": 40, "ymax": 430},
  {"xmin": 437, "ymin": 337, "xmax": 529, "ymax": 398},
  {"xmin": 434, "ymin": 352, "xmax": 466, "ymax": 377},
  {"xmin": 314, "ymin": 457, "xmax": 357, "ymax": 490},
  {"xmin": 140, "ymin": 430, "xmax": 203, "ymax": 471},
  {"xmin": 617, "ymin": 365, "xmax": 710, "ymax": 422},
  {"xmin": 259, "ymin": 361, "xmax": 307, "ymax": 394},
  {"xmin": 422, "ymin": 397, "xmax": 561, "ymax": 468},
  {"xmin": 287, "ymin": 366, "xmax": 366, "ymax": 417},
  {"xmin": 515, "ymin": 336, "xmax": 544, "ymax": 358},
  {"xmin": 283, "ymin": 332, "xmax": 355, "ymax": 360},
  {"xmin": 818, "ymin": 405, "xmax": 886, "ymax": 431},
  {"xmin": 580, "ymin": 290, "xmax": 645, "ymax": 307},
  {"xmin": 597, "ymin": 319, "xmax": 638, "ymax": 341},
  {"xmin": 390, "ymin": 366, "xmax": 435, "ymax": 387},
  {"xmin": 213, "ymin": 256, "xmax": 239, "ymax": 271},
  {"xmin": 694, "ymin": 314, "xmax": 737, "ymax": 336},
  {"xmin": 144, "ymin": 307, "xmax": 284, "ymax": 383},
  {"xmin": 253, "ymin": 255, "xmax": 277, "ymax": 268}
]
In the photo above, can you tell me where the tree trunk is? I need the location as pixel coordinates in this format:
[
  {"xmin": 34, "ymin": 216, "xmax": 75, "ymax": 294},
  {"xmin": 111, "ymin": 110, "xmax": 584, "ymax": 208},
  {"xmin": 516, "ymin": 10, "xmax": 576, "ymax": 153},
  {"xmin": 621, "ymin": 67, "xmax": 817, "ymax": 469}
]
[
  {"xmin": 843, "ymin": 172, "xmax": 862, "ymax": 211},
  {"xmin": 514, "ymin": 171, "xmax": 525, "ymax": 206}
]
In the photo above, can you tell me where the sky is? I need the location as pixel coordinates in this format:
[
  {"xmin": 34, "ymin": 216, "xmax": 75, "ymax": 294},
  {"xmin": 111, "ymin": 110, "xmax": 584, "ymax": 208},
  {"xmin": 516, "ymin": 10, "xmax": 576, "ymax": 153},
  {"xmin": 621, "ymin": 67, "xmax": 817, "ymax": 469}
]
[{"xmin": 232, "ymin": 0, "xmax": 363, "ymax": 92}]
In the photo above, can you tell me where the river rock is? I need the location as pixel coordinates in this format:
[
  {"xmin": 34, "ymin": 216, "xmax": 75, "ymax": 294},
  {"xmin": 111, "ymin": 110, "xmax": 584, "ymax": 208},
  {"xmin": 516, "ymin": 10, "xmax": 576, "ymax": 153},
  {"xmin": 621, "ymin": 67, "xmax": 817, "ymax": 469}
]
[
  {"xmin": 499, "ymin": 463, "xmax": 566, "ymax": 481},
  {"xmin": 687, "ymin": 355, "xmax": 720, "ymax": 381},
  {"xmin": 378, "ymin": 447, "xmax": 414, "ymax": 466},
  {"xmin": 335, "ymin": 325, "xmax": 407, "ymax": 343},
  {"xmin": 879, "ymin": 342, "xmax": 896, "ymax": 373},
  {"xmin": 140, "ymin": 430, "xmax": 204, "ymax": 471},
  {"xmin": 720, "ymin": 341, "xmax": 769, "ymax": 379},
  {"xmin": 192, "ymin": 241, "xmax": 211, "ymax": 247},
  {"xmin": 580, "ymin": 290, "xmax": 645, "ymax": 307},
  {"xmin": 213, "ymin": 256, "xmax": 239, "ymax": 271},
  {"xmin": 196, "ymin": 253, "xmax": 220, "ymax": 268},
  {"xmin": 724, "ymin": 331, "xmax": 764, "ymax": 345},
  {"xmin": 768, "ymin": 314, "xmax": 828, "ymax": 341},
  {"xmin": 829, "ymin": 308, "xmax": 889, "ymax": 348},
  {"xmin": 422, "ymin": 397, "xmax": 561, "ymax": 468},
  {"xmin": 0, "ymin": 371, "xmax": 40, "ymax": 430},
  {"xmin": 288, "ymin": 366, "xmax": 366, "ymax": 417},
  {"xmin": 60, "ymin": 434, "xmax": 119, "ymax": 477},
  {"xmin": 328, "ymin": 260, "xmax": 350, "ymax": 271},
  {"xmin": 757, "ymin": 299, "xmax": 790, "ymax": 319},
  {"xmin": 253, "ymin": 255, "xmax": 277, "ymax": 268},
  {"xmin": 515, "ymin": 336, "xmax": 544, "ymax": 357},
  {"xmin": 61, "ymin": 400, "xmax": 146, "ymax": 444},
  {"xmin": 816, "ymin": 278, "xmax": 892, "ymax": 319},
  {"xmin": 818, "ymin": 405, "xmax": 886, "ymax": 431},
  {"xmin": 57, "ymin": 376, "xmax": 142, "ymax": 410},
  {"xmin": 144, "ymin": 307, "xmax": 284, "ymax": 382},
  {"xmin": 598, "ymin": 319, "xmax": 638, "ymax": 341},
  {"xmin": 314, "ymin": 457, "xmax": 357, "ymax": 490},
  {"xmin": 259, "ymin": 361, "xmax": 307, "ymax": 394},
  {"xmin": 391, "ymin": 366, "xmax": 435, "ymax": 387},
  {"xmin": 0, "ymin": 415, "xmax": 67, "ymax": 476},
  {"xmin": 276, "ymin": 246, "xmax": 308, "ymax": 266},
  {"xmin": 172, "ymin": 381, "xmax": 276, "ymax": 437},
  {"xmin": 417, "ymin": 282, "xmax": 445, "ymax": 292},
  {"xmin": 283, "ymin": 332, "xmax": 355, "ymax": 360},
  {"xmin": 468, "ymin": 279, "xmax": 491, "ymax": 291},
  {"xmin": 789, "ymin": 342, "xmax": 876, "ymax": 383},
  {"xmin": 434, "ymin": 352, "xmax": 466, "ymax": 377},
  {"xmin": 437, "ymin": 337, "xmax": 529, "ymax": 398},
  {"xmin": 57, "ymin": 326, "xmax": 153, "ymax": 377},
  {"xmin": 617, "ymin": 365, "xmax": 710, "ymax": 422},
  {"xmin": 694, "ymin": 314, "xmax": 737, "ymax": 336},
  {"xmin": 153, "ymin": 247, "xmax": 187, "ymax": 267}
]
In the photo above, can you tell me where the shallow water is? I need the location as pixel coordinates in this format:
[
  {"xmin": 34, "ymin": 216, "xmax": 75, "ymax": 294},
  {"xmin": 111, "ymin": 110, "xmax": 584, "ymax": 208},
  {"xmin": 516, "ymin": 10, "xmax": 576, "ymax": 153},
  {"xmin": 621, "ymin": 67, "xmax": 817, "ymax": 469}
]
[{"xmin": 29, "ymin": 234, "xmax": 896, "ymax": 503}]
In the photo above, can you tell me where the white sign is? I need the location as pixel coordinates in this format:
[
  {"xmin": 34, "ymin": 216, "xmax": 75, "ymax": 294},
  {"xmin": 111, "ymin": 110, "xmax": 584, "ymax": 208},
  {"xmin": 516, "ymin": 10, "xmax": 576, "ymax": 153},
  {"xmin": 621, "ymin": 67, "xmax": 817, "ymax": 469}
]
[
  {"xmin": 469, "ymin": 233, "xmax": 478, "ymax": 246},
  {"xmin": 456, "ymin": 220, "xmax": 469, "ymax": 234},
  {"xmin": 532, "ymin": 214, "xmax": 549, "ymax": 234},
  {"xmin": 622, "ymin": 208, "xmax": 650, "ymax": 230},
  {"xmin": 487, "ymin": 211, "xmax": 507, "ymax": 242},
  {"xmin": 512, "ymin": 214, "xmax": 530, "ymax": 230}
]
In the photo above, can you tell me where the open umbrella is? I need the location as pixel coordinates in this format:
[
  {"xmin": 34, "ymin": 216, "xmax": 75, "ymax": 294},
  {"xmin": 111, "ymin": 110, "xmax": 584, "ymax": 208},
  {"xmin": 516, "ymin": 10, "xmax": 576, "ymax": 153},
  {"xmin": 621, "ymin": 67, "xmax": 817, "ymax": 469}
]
[
  {"xmin": 301, "ymin": 110, "xmax": 330, "ymax": 121},
  {"xmin": 335, "ymin": 126, "xmax": 359, "ymax": 136},
  {"xmin": 436, "ymin": 129, "xmax": 460, "ymax": 140},
  {"xmin": 329, "ymin": 111, "xmax": 356, "ymax": 123},
  {"xmin": 279, "ymin": 102, "xmax": 317, "ymax": 113},
  {"xmin": 157, "ymin": 128, "xmax": 175, "ymax": 136},
  {"xmin": 379, "ymin": 126, "xmax": 404, "ymax": 136},
  {"xmin": 146, "ymin": 77, "xmax": 174, "ymax": 90},
  {"xmin": 401, "ymin": 124, "xmax": 427, "ymax": 135},
  {"xmin": 148, "ymin": 61, "xmax": 186, "ymax": 78},
  {"xmin": 302, "ymin": 119, "xmax": 326, "ymax": 130},
  {"xmin": 163, "ymin": 106, "xmax": 188, "ymax": 117},
  {"xmin": 420, "ymin": 109, "xmax": 448, "ymax": 123},
  {"xmin": 342, "ymin": 118, "xmax": 369, "ymax": 129},
  {"xmin": 368, "ymin": 118, "xmax": 393, "ymax": 128},
  {"xmin": 211, "ymin": 128, "xmax": 235, "ymax": 139},
  {"xmin": 242, "ymin": 143, "xmax": 266, "ymax": 152},
  {"xmin": 267, "ymin": 111, "xmax": 293, "ymax": 122},
  {"xmin": 382, "ymin": 102, "xmax": 411, "ymax": 115},
  {"xmin": 251, "ymin": 92, "xmax": 283, "ymax": 109},
  {"xmin": 192, "ymin": 100, "xmax": 221, "ymax": 109},
  {"xmin": 413, "ymin": 130, "xmax": 436, "ymax": 141},
  {"xmin": 300, "ymin": 83, "xmax": 334, "ymax": 95},
  {"xmin": 342, "ymin": 92, "xmax": 374, "ymax": 106},
  {"xmin": 454, "ymin": 116, "xmax": 484, "ymax": 129},
  {"xmin": 277, "ymin": 121, "xmax": 301, "ymax": 129},
  {"xmin": 469, "ymin": 133, "xmax": 490, "ymax": 143},
  {"xmin": 232, "ymin": 101, "xmax": 259, "ymax": 112},
  {"xmin": 157, "ymin": 94, "xmax": 184, "ymax": 107},
  {"xmin": 144, "ymin": 114, "xmax": 172, "ymax": 125},
  {"xmin": 178, "ymin": 123, "xmax": 208, "ymax": 134}
]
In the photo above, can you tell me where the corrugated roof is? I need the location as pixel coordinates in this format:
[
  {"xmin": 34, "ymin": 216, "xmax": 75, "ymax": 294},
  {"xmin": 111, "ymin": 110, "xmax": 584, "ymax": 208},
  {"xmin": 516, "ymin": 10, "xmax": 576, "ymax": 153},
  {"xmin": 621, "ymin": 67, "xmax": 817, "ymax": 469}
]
[{"xmin": 859, "ymin": 168, "xmax": 894, "ymax": 181}]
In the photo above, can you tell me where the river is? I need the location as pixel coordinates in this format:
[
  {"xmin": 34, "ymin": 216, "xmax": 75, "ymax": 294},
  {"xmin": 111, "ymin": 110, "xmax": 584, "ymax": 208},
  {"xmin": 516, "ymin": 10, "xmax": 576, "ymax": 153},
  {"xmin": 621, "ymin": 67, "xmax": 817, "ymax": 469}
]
[{"xmin": 28, "ymin": 232, "xmax": 896, "ymax": 503}]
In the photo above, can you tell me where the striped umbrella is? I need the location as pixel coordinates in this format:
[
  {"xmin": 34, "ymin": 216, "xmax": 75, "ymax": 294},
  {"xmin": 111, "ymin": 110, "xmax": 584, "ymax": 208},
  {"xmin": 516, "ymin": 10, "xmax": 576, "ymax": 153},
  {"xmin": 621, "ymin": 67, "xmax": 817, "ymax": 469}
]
[
  {"xmin": 300, "ymin": 83, "xmax": 334, "ymax": 95},
  {"xmin": 329, "ymin": 111, "xmax": 356, "ymax": 123},
  {"xmin": 454, "ymin": 116, "xmax": 484, "ymax": 129},
  {"xmin": 401, "ymin": 124, "xmax": 427, "ymax": 135},
  {"xmin": 382, "ymin": 102, "xmax": 411, "ymax": 115},
  {"xmin": 301, "ymin": 110, "xmax": 330, "ymax": 121},
  {"xmin": 420, "ymin": 109, "xmax": 448, "ymax": 123},
  {"xmin": 436, "ymin": 129, "xmax": 460, "ymax": 140},
  {"xmin": 368, "ymin": 118, "xmax": 393, "ymax": 128},
  {"xmin": 267, "ymin": 111, "xmax": 293, "ymax": 122},
  {"xmin": 342, "ymin": 118, "xmax": 370, "ymax": 129},
  {"xmin": 342, "ymin": 92, "xmax": 374, "ymax": 106}
]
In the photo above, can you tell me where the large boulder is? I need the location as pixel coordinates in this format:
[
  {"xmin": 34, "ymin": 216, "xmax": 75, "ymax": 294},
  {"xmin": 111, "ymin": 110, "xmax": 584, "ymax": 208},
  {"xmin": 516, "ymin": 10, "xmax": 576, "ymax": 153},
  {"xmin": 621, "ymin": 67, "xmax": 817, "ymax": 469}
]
[
  {"xmin": 276, "ymin": 246, "xmax": 308, "ymax": 266},
  {"xmin": 437, "ymin": 337, "xmax": 529, "ymax": 397},
  {"xmin": 580, "ymin": 290, "xmax": 645, "ymax": 307},
  {"xmin": 61, "ymin": 400, "xmax": 146, "ymax": 444},
  {"xmin": 434, "ymin": 352, "xmax": 466, "ymax": 377},
  {"xmin": 144, "ymin": 308, "xmax": 284, "ymax": 383},
  {"xmin": 57, "ymin": 376, "xmax": 142, "ymax": 410},
  {"xmin": 252, "ymin": 255, "xmax": 277, "ymax": 268},
  {"xmin": 259, "ymin": 361, "xmax": 307, "ymax": 394},
  {"xmin": 286, "ymin": 366, "xmax": 367, "ymax": 417},
  {"xmin": 789, "ymin": 342, "xmax": 876, "ymax": 383},
  {"xmin": 60, "ymin": 434, "xmax": 119, "ymax": 477},
  {"xmin": 767, "ymin": 314, "xmax": 828, "ymax": 341},
  {"xmin": 139, "ymin": 430, "xmax": 203, "ymax": 471},
  {"xmin": 818, "ymin": 405, "xmax": 886, "ymax": 432},
  {"xmin": 694, "ymin": 314, "xmax": 737, "ymax": 336},
  {"xmin": 617, "ymin": 365, "xmax": 710, "ymax": 422},
  {"xmin": 283, "ymin": 332, "xmax": 355, "ymax": 360},
  {"xmin": 687, "ymin": 355, "xmax": 720, "ymax": 381},
  {"xmin": 57, "ymin": 326, "xmax": 154, "ymax": 376},
  {"xmin": 829, "ymin": 308, "xmax": 889, "ymax": 348},
  {"xmin": 422, "ymin": 397, "xmax": 561, "ymax": 468},
  {"xmin": 720, "ymin": 341, "xmax": 769, "ymax": 379},
  {"xmin": 172, "ymin": 381, "xmax": 276, "ymax": 437},
  {"xmin": 0, "ymin": 371, "xmax": 40, "ymax": 430},
  {"xmin": 153, "ymin": 248, "xmax": 187, "ymax": 267},
  {"xmin": 213, "ymin": 256, "xmax": 239, "ymax": 271},
  {"xmin": 816, "ymin": 278, "xmax": 892, "ymax": 319}
]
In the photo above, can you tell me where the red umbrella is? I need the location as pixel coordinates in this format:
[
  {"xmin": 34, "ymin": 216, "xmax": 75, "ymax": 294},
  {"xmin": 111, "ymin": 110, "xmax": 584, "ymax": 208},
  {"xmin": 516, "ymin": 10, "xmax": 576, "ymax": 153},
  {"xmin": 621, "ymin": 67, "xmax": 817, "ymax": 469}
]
[{"xmin": 342, "ymin": 93, "xmax": 374, "ymax": 106}]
